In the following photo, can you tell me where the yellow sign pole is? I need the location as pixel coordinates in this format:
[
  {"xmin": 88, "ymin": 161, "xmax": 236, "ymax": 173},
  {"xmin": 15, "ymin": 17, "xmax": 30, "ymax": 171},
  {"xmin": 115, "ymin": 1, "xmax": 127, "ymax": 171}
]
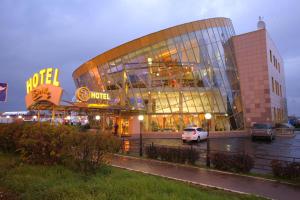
[
  {"xmin": 52, "ymin": 105, "xmax": 55, "ymax": 124},
  {"xmin": 37, "ymin": 110, "xmax": 40, "ymax": 122}
]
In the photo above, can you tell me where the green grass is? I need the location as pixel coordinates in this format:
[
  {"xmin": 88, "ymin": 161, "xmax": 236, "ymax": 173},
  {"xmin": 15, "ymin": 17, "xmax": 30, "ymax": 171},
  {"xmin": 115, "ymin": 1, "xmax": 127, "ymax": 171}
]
[{"xmin": 0, "ymin": 153, "xmax": 265, "ymax": 200}]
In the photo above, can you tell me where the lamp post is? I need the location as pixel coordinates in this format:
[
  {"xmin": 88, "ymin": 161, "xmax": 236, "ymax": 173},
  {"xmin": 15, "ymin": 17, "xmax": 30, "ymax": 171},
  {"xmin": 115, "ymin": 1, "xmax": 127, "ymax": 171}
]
[
  {"xmin": 95, "ymin": 115, "xmax": 100, "ymax": 129},
  {"xmin": 205, "ymin": 113, "xmax": 212, "ymax": 167},
  {"xmin": 138, "ymin": 115, "xmax": 144, "ymax": 157}
]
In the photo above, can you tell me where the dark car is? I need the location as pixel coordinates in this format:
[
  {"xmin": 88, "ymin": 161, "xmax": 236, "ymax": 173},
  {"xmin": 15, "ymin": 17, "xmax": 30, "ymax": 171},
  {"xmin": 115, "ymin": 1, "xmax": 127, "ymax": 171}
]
[{"xmin": 251, "ymin": 123, "xmax": 275, "ymax": 141}]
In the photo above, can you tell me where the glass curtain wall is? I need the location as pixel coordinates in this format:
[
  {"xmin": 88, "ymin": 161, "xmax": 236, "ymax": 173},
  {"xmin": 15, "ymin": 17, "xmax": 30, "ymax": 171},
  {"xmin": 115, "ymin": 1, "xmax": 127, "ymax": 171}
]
[{"xmin": 75, "ymin": 18, "xmax": 244, "ymax": 132}]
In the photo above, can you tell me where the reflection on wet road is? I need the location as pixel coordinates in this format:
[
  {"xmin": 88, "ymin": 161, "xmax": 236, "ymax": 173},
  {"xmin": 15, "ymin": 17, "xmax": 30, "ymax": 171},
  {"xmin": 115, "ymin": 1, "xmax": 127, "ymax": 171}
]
[{"xmin": 123, "ymin": 132, "xmax": 300, "ymax": 158}]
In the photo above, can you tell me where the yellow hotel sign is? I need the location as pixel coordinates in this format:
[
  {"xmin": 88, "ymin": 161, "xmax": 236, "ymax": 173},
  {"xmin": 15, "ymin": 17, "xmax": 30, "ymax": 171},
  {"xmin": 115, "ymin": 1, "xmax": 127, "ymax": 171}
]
[
  {"xmin": 26, "ymin": 68, "xmax": 60, "ymax": 94},
  {"xmin": 76, "ymin": 87, "xmax": 110, "ymax": 102},
  {"xmin": 25, "ymin": 68, "xmax": 62, "ymax": 109}
]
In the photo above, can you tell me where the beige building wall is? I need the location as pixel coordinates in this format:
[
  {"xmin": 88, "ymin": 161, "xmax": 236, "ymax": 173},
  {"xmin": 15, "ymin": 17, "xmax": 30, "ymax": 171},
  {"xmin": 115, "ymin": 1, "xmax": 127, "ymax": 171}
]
[{"xmin": 232, "ymin": 28, "xmax": 287, "ymax": 128}]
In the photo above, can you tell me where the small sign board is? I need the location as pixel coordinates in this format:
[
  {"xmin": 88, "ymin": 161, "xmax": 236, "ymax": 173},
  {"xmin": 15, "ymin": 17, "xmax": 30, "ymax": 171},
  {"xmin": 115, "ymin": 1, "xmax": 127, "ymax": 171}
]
[{"xmin": 0, "ymin": 83, "xmax": 8, "ymax": 102}]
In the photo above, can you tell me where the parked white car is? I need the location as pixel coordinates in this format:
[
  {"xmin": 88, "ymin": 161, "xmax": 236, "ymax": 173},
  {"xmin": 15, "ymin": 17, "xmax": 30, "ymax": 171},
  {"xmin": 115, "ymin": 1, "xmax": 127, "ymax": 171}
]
[{"xmin": 182, "ymin": 127, "xmax": 208, "ymax": 143}]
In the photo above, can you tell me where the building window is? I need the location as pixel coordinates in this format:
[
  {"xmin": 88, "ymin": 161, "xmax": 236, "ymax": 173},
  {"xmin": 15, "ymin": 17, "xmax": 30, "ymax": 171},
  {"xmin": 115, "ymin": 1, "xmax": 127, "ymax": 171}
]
[
  {"xmin": 270, "ymin": 50, "xmax": 272, "ymax": 63},
  {"xmin": 280, "ymin": 84, "xmax": 282, "ymax": 97},
  {"xmin": 278, "ymin": 63, "xmax": 280, "ymax": 73},
  {"xmin": 275, "ymin": 81, "xmax": 278, "ymax": 95},
  {"xmin": 272, "ymin": 77, "xmax": 274, "ymax": 92},
  {"xmin": 273, "ymin": 55, "xmax": 276, "ymax": 68}
]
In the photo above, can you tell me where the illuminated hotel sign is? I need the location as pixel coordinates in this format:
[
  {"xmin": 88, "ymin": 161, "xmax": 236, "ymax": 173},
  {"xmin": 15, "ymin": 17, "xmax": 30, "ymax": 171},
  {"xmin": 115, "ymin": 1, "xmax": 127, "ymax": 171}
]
[
  {"xmin": 25, "ymin": 68, "xmax": 63, "ymax": 109},
  {"xmin": 26, "ymin": 68, "xmax": 60, "ymax": 94},
  {"xmin": 76, "ymin": 87, "xmax": 110, "ymax": 102}
]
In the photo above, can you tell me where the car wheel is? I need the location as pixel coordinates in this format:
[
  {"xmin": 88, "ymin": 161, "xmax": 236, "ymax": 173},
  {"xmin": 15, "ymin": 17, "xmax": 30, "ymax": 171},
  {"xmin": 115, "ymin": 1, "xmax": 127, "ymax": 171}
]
[{"xmin": 197, "ymin": 136, "xmax": 201, "ymax": 143}]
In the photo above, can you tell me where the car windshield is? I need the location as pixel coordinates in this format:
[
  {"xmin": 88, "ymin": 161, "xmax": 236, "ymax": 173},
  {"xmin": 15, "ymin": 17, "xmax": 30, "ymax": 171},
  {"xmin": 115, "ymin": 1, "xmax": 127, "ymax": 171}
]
[
  {"xmin": 253, "ymin": 123, "xmax": 271, "ymax": 129},
  {"xmin": 184, "ymin": 128, "xmax": 195, "ymax": 131}
]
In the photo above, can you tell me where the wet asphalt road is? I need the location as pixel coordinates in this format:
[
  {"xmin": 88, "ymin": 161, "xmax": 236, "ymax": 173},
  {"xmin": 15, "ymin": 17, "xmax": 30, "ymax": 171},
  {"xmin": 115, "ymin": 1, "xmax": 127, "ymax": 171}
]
[{"xmin": 125, "ymin": 132, "xmax": 300, "ymax": 159}]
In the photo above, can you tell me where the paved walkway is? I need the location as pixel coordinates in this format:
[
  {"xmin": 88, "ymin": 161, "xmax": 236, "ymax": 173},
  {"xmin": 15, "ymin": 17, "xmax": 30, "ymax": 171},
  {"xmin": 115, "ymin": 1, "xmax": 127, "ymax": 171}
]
[{"xmin": 111, "ymin": 155, "xmax": 300, "ymax": 200}]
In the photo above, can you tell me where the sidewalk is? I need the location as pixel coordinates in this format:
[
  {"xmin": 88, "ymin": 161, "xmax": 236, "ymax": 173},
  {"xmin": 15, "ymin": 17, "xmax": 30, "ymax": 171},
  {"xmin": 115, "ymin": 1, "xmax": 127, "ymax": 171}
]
[{"xmin": 111, "ymin": 155, "xmax": 300, "ymax": 200}]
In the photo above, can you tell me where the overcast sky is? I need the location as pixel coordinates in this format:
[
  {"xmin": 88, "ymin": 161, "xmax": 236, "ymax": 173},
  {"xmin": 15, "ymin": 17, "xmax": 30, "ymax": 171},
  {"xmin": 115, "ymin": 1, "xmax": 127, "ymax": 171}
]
[{"xmin": 0, "ymin": 0, "xmax": 299, "ymax": 115}]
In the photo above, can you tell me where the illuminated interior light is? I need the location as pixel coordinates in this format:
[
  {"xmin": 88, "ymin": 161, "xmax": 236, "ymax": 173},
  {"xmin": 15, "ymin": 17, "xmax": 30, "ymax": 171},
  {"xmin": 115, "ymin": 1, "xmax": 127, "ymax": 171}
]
[{"xmin": 95, "ymin": 115, "xmax": 100, "ymax": 120}]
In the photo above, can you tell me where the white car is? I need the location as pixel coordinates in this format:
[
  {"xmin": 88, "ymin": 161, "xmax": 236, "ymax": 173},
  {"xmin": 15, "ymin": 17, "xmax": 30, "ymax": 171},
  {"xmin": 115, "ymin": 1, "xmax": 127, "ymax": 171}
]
[{"xmin": 182, "ymin": 127, "xmax": 208, "ymax": 143}]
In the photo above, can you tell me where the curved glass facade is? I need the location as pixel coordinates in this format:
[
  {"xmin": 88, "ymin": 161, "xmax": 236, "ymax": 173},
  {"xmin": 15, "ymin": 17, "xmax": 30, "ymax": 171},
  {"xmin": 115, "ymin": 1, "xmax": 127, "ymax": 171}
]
[{"xmin": 73, "ymin": 18, "xmax": 244, "ymax": 132}]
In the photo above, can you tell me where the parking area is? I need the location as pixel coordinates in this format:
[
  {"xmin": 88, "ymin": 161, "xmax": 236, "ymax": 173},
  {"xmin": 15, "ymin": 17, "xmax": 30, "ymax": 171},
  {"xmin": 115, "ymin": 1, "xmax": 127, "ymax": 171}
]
[
  {"xmin": 122, "ymin": 132, "xmax": 300, "ymax": 173},
  {"xmin": 126, "ymin": 132, "xmax": 299, "ymax": 157}
]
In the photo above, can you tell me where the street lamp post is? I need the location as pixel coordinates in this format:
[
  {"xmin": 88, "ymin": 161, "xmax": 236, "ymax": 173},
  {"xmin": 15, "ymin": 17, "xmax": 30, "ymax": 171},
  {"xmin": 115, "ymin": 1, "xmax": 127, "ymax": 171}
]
[
  {"xmin": 95, "ymin": 115, "xmax": 100, "ymax": 129},
  {"xmin": 138, "ymin": 115, "xmax": 144, "ymax": 157},
  {"xmin": 205, "ymin": 113, "xmax": 212, "ymax": 167}
]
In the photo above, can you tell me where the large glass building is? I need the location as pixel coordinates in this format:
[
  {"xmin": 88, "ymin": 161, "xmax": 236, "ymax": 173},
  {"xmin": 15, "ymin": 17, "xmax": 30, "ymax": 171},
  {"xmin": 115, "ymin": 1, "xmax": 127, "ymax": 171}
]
[{"xmin": 72, "ymin": 17, "xmax": 247, "ymax": 133}]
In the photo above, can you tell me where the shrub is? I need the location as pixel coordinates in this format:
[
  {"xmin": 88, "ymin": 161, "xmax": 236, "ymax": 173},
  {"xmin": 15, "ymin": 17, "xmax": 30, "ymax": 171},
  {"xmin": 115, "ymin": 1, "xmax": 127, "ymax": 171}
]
[
  {"xmin": 145, "ymin": 145, "xmax": 199, "ymax": 165},
  {"xmin": 17, "ymin": 123, "xmax": 74, "ymax": 165},
  {"xmin": 187, "ymin": 146, "xmax": 199, "ymax": 165},
  {"xmin": 145, "ymin": 144, "xmax": 159, "ymax": 159},
  {"xmin": 0, "ymin": 123, "xmax": 24, "ymax": 153},
  {"xmin": 271, "ymin": 160, "xmax": 300, "ymax": 179},
  {"xmin": 0, "ymin": 123, "xmax": 121, "ymax": 174},
  {"xmin": 63, "ymin": 131, "xmax": 121, "ymax": 174},
  {"xmin": 211, "ymin": 153, "xmax": 254, "ymax": 173}
]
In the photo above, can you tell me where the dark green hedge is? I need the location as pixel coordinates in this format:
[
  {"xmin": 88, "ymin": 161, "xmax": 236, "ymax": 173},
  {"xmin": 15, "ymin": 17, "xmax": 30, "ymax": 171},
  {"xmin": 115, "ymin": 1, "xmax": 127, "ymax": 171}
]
[
  {"xmin": 145, "ymin": 144, "xmax": 199, "ymax": 165},
  {"xmin": 271, "ymin": 160, "xmax": 300, "ymax": 179},
  {"xmin": 211, "ymin": 152, "xmax": 254, "ymax": 173}
]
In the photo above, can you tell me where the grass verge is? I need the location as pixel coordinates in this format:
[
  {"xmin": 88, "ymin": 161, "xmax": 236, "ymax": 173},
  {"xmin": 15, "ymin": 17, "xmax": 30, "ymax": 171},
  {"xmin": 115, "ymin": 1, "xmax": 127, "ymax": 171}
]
[{"xmin": 0, "ymin": 153, "xmax": 265, "ymax": 200}]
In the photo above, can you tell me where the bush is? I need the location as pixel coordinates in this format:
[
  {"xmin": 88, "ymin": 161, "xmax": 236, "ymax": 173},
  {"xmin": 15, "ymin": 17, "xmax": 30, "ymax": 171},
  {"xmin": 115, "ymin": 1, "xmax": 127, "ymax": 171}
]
[
  {"xmin": 78, "ymin": 124, "xmax": 91, "ymax": 132},
  {"xmin": 0, "ymin": 123, "xmax": 24, "ymax": 153},
  {"xmin": 63, "ymin": 131, "xmax": 121, "ymax": 174},
  {"xmin": 212, "ymin": 153, "xmax": 254, "ymax": 173},
  {"xmin": 17, "ymin": 123, "xmax": 74, "ymax": 165},
  {"xmin": 0, "ymin": 123, "xmax": 121, "ymax": 174},
  {"xmin": 271, "ymin": 160, "xmax": 300, "ymax": 179},
  {"xmin": 145, "ymin": 143, "xmax": 159, "ymax": 159},
  {"xmin": 145, "ymin": 144, "xmax": 199, "ymax": 165}
]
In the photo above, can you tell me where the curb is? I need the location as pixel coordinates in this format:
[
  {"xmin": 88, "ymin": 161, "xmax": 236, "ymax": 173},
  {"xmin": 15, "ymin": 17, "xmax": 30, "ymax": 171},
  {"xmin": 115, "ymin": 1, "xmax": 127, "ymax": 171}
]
[{"xmin": 114, "ymin": 154, "xmax": 300, "ymax": 188}]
